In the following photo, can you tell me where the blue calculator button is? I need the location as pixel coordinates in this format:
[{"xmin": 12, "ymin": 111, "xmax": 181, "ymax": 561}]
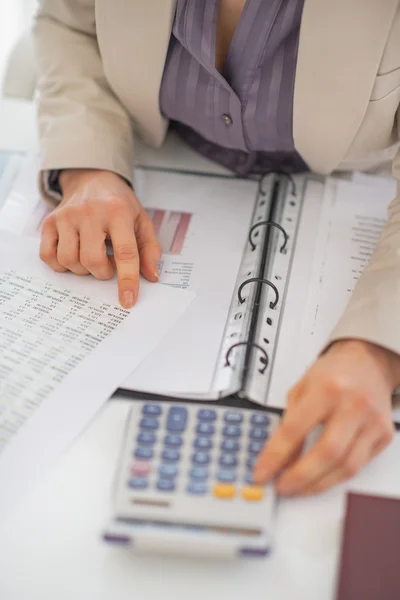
[
  {"xmin": 157, "ymin": 479, "xmax": 175, "ymax": 492},
  {"xmin": 167, "ymin": 406, "xmax": 188, "ymax": 432},
  {"xmin": 137, "ymin": 432, "xmax": 156, "ymax": 445},
  {"xmin": 134, "ymin": 447, "xmax": 153, "ymax": 460},
  {"xmin": 224, "ymin": 411, "xmax": 243, "ymax": 424},
  {"xmin": 248, "ymin": 441, "xmax": 264, "ymax": 454},
  {"xmin": 219, "ymin": 454, "xmax": 237, "ymax": 468},
  {"xmin": 223, "ymin": 425, "xmax": 241, "ymax": 437},
  {"xmin": 196, "ymin": 423, "xmax": 215, "ymax": 436},
  {"xmin": 187, "ymin": 482, "xmax": 208, "ymax": 495},
  {"xmin": 162, "ymin": 449, "xmax": 180, "ymax": 462},
  {"xmin": 217, "ymin": 470, "xmax": 236, "ymax": 483},
  {"xmin": 221, "ymin": 439, "xmax": 240, "ymax": 452},
  {"xmin": 159, "ymin": 465, "xmax": 178, "ymax": 479},
  {"xmin": 164, "ymin": 434, "xmax": 183, "ymax": 448},
  {"xmin": 194, "ymin": 437, "xmax": 212, "ymax": 450},
  {"xmin": 247, "ymin": 456, "xmax": 257, "ymax": 469},
  {"xmin": 192, "ymin": 452, "xmax": 210, "ymax": 465},
  {"xmin": 142, "ymin": 404, "xmax": 162, "ymax": 416},
  {"xmin": 244, "ymin": 471, "xmax": 254, "ymax": 484},
  {"xmin": 140, "ymin": 417, "xmax": 159, "ymax": 430},
  {"xmin": 250, "ymin": 427, "xmax": 268, "ymax": 440},
  {"xmin": 128, "ymin": 477, "xmax": 148, "ymax": 489},
  {"xmin": 250, "ymin": 413, "xmax": 270, "ymax": 426},
  {"xmin": 197, "ymin": 409, "xmax": 217, "ymax": 422},
  {"xmin": 189, "ymin": 467, "xmax": 209, "ymax": 480}
]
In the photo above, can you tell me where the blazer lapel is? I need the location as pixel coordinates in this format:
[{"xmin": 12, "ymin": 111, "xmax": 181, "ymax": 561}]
[
  {"xmin": 96, "ymin": 0, "xmax": 177, "ymax": 147},
  {"xmin": 294, "ymin": 0, "xmax": 400, "ymax": 174}
]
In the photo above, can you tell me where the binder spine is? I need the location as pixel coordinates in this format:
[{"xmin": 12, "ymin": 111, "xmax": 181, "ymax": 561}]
[
  {"xmin": 212, "ymin": 172, "xmax": 305, "ymax": 405},
  {"xmin": 211, "ymin": 174, "xmax": 277, "ymax": 397},
  {"xmin": 243, "ymin": 174, "xmax": 305, "ymax": 404}
]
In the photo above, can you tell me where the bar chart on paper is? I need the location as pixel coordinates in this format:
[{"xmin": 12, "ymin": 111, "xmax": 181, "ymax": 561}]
[
  {"xmin": 145, "ymin": 209, "xmax": 192, "ymax": 255},
  {"xmin": 145, "ymin": 208, "xmax": 194, "ymax": 289}
]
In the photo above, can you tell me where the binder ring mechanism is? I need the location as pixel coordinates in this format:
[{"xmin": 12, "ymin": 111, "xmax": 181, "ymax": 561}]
[
  {"xmin": 238, "ymin": 278, "xmax": 279, "ymax": 309},
  {"xmin": 225, "ymin": 342, "xmax": 269, "ymax": 375},
  {"xmin": 259, "ymin": 172, "xmax": 297, "ymax": 197},
  {"xmin": 249, "ymin": 221, "xmax": 288, "ymax": 254}
]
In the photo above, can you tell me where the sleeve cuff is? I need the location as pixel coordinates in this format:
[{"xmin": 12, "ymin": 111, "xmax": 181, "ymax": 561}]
[
  {"xmin": 37, "ymin": 133, "xmax": 135, "ymax": 207},
  {"xmin": 41, "ymin": 170, "xmax": 63, "ymax": 207}
]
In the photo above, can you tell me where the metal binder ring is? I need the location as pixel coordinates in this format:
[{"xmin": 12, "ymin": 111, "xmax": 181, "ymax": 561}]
[
  {"xmin": 238, "ymin": 278, "xmax": 279, "ymax": 309},
  {"xmin": 249, "ymin": 221, "xmax": 288, "ymax": 253},
  {"xmin": 225, "ymin": 342, "xmax": 269, "ymax": 375}
]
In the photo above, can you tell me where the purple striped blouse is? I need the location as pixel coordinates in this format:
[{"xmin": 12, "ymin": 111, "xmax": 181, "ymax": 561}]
[
  {"xmin": 47, "ymin": 0, "xmax": 307, "ymax": 195},
  {"xmin": 160, "ymin": 0, "xmax": 307, "ymax": 176}
]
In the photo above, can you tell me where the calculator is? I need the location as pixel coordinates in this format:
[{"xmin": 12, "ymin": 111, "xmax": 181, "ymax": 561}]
[{"xmin": 103, "ymin": 400, "xmax": 280, "ymax": 558}]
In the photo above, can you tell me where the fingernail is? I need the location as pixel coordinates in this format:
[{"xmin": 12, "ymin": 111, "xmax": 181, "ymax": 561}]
[
  {"xmin": 153, "ymin": 260, "xmax": 161, "ymax": 280},
  {"xmin": 122, "ymin": 291, "xmax": 134, "ymax": 308}
]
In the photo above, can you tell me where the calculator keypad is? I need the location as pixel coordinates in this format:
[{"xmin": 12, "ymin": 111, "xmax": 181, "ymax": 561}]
[{"xmin": 124, "ymin": 401, "xmax": 274, "ymax": 505}]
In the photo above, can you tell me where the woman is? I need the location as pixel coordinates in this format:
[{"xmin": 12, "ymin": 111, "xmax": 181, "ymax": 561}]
[{"xmin": 33, "ymin": 0, "xmax": 400, "ymax": 496}]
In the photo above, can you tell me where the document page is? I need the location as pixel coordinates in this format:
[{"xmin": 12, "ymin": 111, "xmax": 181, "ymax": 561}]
[
  {"xmin": 268, "ymin": 176, "xmax": 400, "ymax": 425},
  {"xmin": 300, "ymin": 178, "xmax": 393, "ymax": 366},
  {"xmin": 0, "ymin": 269, "xmax": 126, "ymax": 451},
  {"xmin": 0, "ymin": 233, "xmax": 194, "ymax": 520},
  {"xmin": 124, "ymin": 168, "xmax": 258, "ymax": 395}
]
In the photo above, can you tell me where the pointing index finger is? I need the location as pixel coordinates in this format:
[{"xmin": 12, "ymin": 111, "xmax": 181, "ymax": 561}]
[{"xmin": 109, "ymin": 217, "xmax": 140, "ymax": 308}]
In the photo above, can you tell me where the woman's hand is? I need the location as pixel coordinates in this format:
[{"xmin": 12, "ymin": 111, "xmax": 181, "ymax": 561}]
[
  {"xmin": 254, "ymin": 340, "xmax": 398, "ymax": 495},
  {"xmin": 39, "ymin": 169, "xmax": 161, "ymax": 308}
]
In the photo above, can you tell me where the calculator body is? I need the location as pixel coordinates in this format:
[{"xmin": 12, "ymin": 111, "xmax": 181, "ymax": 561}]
[{"xmin": 103, "ymin": 400, "xmax": 280, "ymax": 558}]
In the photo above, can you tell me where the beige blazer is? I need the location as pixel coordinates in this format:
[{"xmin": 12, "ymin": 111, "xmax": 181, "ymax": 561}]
[{"xmin": 34, "ymin": 0, "xmax": 400, "ymax": 358}]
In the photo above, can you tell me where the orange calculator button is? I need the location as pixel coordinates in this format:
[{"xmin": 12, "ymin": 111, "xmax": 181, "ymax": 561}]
[
  {"xmin": 213, "ymin": 483, "xmax": 235, "ymax": 499},
  {"xmin": 241, "ymin": 486, "xmax": 264, "ymax": 501}
]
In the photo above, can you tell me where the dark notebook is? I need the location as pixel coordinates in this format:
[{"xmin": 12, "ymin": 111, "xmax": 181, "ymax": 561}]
[{"xmin": 335, "ymin": 492, "xmax": 400, "ymax": 600}]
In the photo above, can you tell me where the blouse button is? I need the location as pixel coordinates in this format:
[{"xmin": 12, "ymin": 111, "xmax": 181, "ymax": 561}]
[{"xmin": 222, "ymin": 114, "xmax": 233, "ymax": 127}]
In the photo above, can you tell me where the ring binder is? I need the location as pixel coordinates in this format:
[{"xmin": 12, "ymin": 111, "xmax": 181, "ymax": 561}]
[
  {"xmin": 248, "ymin": 221, "xmax": 288, "ymax": 253},
  {"xmin": 238, "ymin": 278, "xmax": 279, "ymax": 309},
  {"xmin": 274, "ymin": 171, "xmax": 297, "ymax": 196},
  {"xmin": 259, "ymin": 172, "xmax": 297, "ymax": 197},
  {"xmin": 225, "ymin": 342, "xmax": 269, "ymax": 374}
]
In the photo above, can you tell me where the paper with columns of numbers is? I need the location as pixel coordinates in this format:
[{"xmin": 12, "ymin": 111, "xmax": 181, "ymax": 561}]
[{"xmin": 0, "ymin": 232, "xmax": 194, "ymax": 521}]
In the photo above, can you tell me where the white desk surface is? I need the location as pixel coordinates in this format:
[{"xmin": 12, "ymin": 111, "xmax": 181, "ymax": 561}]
[{"xmin": 0, "ymin": 97, "xmax": 399, "ymax": 600}]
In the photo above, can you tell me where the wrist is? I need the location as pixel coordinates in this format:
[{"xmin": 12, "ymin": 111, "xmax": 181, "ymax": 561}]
[
  {"xmin": 329, "ymin": 339, "xmax": 400, "ymax": 390},
  {"xmin": 59, "ymin": 169, "xmax": 122, "ymax": 195}
]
